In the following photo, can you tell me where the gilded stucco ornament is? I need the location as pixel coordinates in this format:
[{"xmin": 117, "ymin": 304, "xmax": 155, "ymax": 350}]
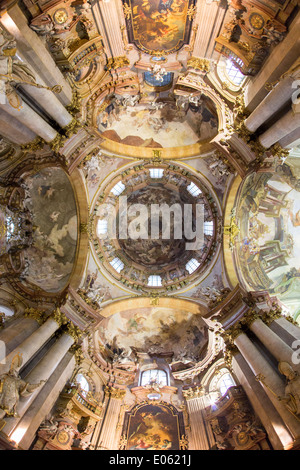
[
  {"xmin": 24, "ymin": 307, "xmax": 47, "ymax": 325},
  {"xmin": 182, "ymin": 385, "xmax": 204, "ymax": 400}
]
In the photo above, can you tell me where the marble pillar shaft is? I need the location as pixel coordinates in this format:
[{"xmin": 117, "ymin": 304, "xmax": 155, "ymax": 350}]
[
  {"xmin": 250, "ymin": 318, "xmax": 299, "ymax": 372},
  {"xmin": 1, "ymin": 6, "xmax": 73, "ymax": 106},
  {"xmin": 234, "ymin": 332, "xmax": 300, "ymax": 439},
  {"xmin": 16, "ymin": 352, "xmax": 76, "ymax": 450},
  {"xmin": 259, "ymin": 107, "xmax": 300, "ymax": 149},
  {"xmin": 0, "ymin": 317, "xmax": 59, "ymax": 375},
  {"xmin": 186, "ymin": 397, "xmax": 210, "ymax": 450},
  {"xmin": 0, "ymin": 108, "xmax": 36, "ymax": 144},
  {"xmin": 0, "ymin": 317, "xmax": 39, "ymax": 360},
  {"xmin": 4, "ymin": 332, "xmax": 74, "ymax": 436},
  {"xmin": 97, "ymin": 397, "xmax": 123, "ymax": 450},
  {"xmin": 0, "ymin": 100, "xmax": 57, "ymax": 143},
  {"xmin": 20, "ymin": 84, "xmax": 73, "ymax": 129},
  {"xmin": 232, "ymin": 352, "xmax": 293, "ymax": 450},
  {"xmin": 245, "ymin": 76, "xmax": 296, "ymax": 133}
]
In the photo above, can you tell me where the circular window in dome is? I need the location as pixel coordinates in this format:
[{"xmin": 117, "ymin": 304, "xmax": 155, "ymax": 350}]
[{"xmin": 89, "ymin": 162, "xmax": 221, "ymax": 293}]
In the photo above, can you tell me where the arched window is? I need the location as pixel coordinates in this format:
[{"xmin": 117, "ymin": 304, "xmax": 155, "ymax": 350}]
[
  {"xmin": 217, "ymin": 369, "xmax": 236, "ymax": 396},
  {"xmin": 147, "ymin": 275, "xmax": 162, "ymax": 287},
  {"xmin": 140, "ymin": 369, "xmax": 168, "ymax": 387},
  {"xmin": 76, "ymin": 373, "xmax": 90, "ymax": 396},
  {"xmin": 225, "ymin": 59, "xmax": 245, "ymax": 86}
]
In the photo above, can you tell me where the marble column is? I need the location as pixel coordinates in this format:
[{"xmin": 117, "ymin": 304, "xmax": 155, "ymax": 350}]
[
  {"xmin": 0, "ymin": 316, "xmax": 60, "ymax": 375},
  {"xmin": 0, "ymin": 316, "xmax": 39, "ymax": 362},
  {"xmin": 234, "ymin": 330, "xmax": 300, "ymax": 442},
  {"xmin": 96, "ymin": 386, "xmax": 125, "ymax": 450},
  {"xmin": 0, "ymin": 5, "xmax": 73, "ymax": 106},
  {"xmin": 0, "ymin": 100, "xmax": 58, "ymax": 143},
  {"xmin": 248, "ymin": 317, "xmax": 299, "ymax": 373},
  {"xmin": 20, "ymin": 84, "xmax": 73, "ymax": 129},
  {"xmin": 11, "ymin": 351, "xmax": 76, "ymax": 449},
  {"xmin": 244, "ymin": 58, "xmax": 300, "ymax": 133},
  {"xmin": 232, "ymin": 350, "xmax": 293, "ymax": 450},
  {"xmin": 183, "ymin": 388, "xmax": 210, "ymax": 450},
  {"xmin": 3, "ymin": 331, "xmax": 75, "ymax": 437},
  {"xmin": 270, "ymin": 317, "xmax": 300, "ymax": 342},
  {"xmin": 89, "ymin": 392, "xmax": 108, "ymax": 450},
  {"xmin": 259, "ymin": 102, "xmax": 300, "ymax": 149},
  {"xmin": 0, "ymin": 108, "xmax": 36, "ymax": 145},
  {"xmin": 97, "ymin": 0, "xmax": 125, "ymax": 58}
]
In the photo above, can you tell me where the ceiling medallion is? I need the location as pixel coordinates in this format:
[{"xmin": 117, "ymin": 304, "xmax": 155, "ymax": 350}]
[{"xmin": 90, "ymin": 162, "xmax": 221, "ymax": 293}]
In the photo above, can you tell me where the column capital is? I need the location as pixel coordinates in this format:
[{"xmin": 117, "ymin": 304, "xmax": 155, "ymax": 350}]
[
  {"xmin": 242, "ymin": 308, "xmax": 261, "ymax": 328},
  {"xmin": 69, "ymin": 344, "xmax": 84, "ymax": 365},
  {"xmin": 24, "ymin": 307, "xmax": 47, "ymax": 325},
  {"xmin": 224, "ymin": 344, "xmax": 239, "ymax": 369},
  {"xmin": 182, "ymin": 385, "xmax": 205, "ymax": 400},
  {"xmin": 51, "ymin": 307, "xmax": 69, "ymax": 327},
  {"xmin": 262, "ymin": 307, "xmax": 283, "ymax": 326},
  {"xmin": 104, "ymin": 385, "xmax": 126, "ymax": 400},
  {"xmin": 221, "ymin": 323, "xmax": 244, "ymax": 345}
]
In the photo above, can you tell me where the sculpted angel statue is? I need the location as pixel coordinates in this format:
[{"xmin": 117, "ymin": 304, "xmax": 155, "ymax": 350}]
[
  {"xmin": 0, "ymin": 354, "xmax": 45, "ymax": 419},
  {"xmin": 277, "ymin": 362, "xmax": 300, "ymax": 416}
]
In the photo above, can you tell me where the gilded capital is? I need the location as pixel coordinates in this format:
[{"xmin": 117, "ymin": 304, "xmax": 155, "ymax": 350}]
[
  {"xmin": 105, "ymin": 385, "xmax": 126, "ymax": 400},
  {"xmin": 182, "ymin": 385, "xmax": 204, "ymax": 400},
  {"xmin": 24, "ymin": 307, "xmax": 47, "ymax": 325},
  {"xmin": 262, "ymin": 307, "xmax": 282, "ymax": 326},
  {"xmin": 52, "ymin": 307, "xmax": 69, "ymax": 327}
]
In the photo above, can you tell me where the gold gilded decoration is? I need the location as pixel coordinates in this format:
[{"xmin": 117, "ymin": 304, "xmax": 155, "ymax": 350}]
[
  {"xmin": 105, "ymin": 385, "xmax": 126, "ymax": 400},
  {"xmin": 106, "ymin": 56, "xmax": 130, "ymax": 71},
  {"xmin": 53, "ymin": 9, "xmax": 68, "ymax": 25},
  {"xmin": 222, "ymin": 323, "xmax": 244, "ymax": 345},
  {"xmin": 63, "ymin": 118, "xmax": 82, "ymax": 139},
  {"xmin": 52, "ymin": 307, "xmax": 69, "ymax": 327},
  {"xmin": 24, "ymin": 307, "xmax": 47, "ymax": 325},
  {"xmin": 182, "ymin": 385, "xmax": 204, "ymax": 400},
  {"xmin": 21, "ymin": 136, "xmax": 45, "ymax": 152},
  {"xmin": 67, "ymin": 322, "xmax": 82, "ymax": 343},
  {"xmin": 70, "ymin": 345, "xmax": 84, "ymax": 365},
  {"xmin": 123, "ymin": 3, "xmax": 131, "ymax": 20},
  {"xmin": 249, "ymin": 13, "xmax": 265, "ymax": 30},
  {"xmin": 187, "ymin": 5, "xmax": 196, "ymax": 21},
  {"xmin": 223, "ymin": 209, "xmax": 240, "ymax": 250},
  {"xmin": 119, "ymin": 434, "xmax": 128, "ymax": 450},
  {"xmin": 187, "ymin": 57, "xmax": 210, "ymax": 73},
  {"xmin": 179, "ymin": 434, "xmax": 189, "ymax": 450}
]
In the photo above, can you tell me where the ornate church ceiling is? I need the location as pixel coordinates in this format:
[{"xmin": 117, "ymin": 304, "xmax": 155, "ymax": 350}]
[{"xmin": 0, "ymin": 0, "xmax": 299, "ymax": 386}]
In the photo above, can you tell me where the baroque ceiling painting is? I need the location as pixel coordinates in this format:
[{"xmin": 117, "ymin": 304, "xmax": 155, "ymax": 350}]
[
  {"xmin": 123, "ymin": 0, "xmax": 196, "ymax": 54},
  {"xmin": 234, "ymin": 168, "xmax": 300, "ymax": 317},
  {"xmin": 20, "ymin": 168, "xmax": 78, "ymax": 292},
  {"xmin": 0, "ymin": 0, "xmax": 300, "ymax": 454},
  {"xmin": 97, "ymin": 94, "xmax": 218, "ymax": 148},
  {"xmin": 98, "ymin": 307, "xmax": 208, "ymax": 365}
]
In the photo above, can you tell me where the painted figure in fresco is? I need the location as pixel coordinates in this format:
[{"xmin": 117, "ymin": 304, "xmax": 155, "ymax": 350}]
[{"xmin": 289, "ymin": 209, "xmax": 300, "ymax": 227}]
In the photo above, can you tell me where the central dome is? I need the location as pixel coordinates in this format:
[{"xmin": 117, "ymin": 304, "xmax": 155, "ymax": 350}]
[
  {"xmin": 91, "ymin": 162, "xmax": 221, "ymax": 292},
  {"xmin": 118, "ymin": 184, "xmax": 189, "ymax": 267}
]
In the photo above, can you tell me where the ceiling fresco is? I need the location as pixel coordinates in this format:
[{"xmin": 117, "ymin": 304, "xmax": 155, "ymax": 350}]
[
  {"xmin": 97, "ymin": 94, "xmax": 218, "ymax": 149},
  {"xmin": 234, "ymin": 164, "xmax": 300, "ymax": 318},
  {"xmin": 122, "ymin": 0, "xmax": 196, "ymax": 55},
  {"xmin": 20, "ymin": 168, "xmax": 78, "ymax": 293},
  {"xmin": 98, "ymin": 306, "xmax": 209, "ymax": 366}
]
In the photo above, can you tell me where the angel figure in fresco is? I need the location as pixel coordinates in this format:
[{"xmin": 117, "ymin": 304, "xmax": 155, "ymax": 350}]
[
  {"xmin": 289, "ymin": 208, "xmax": 300, "ymax": 227},
  {"xmin": 0, "ymin": 354, "xmax": 45, "ymax": 419}
]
